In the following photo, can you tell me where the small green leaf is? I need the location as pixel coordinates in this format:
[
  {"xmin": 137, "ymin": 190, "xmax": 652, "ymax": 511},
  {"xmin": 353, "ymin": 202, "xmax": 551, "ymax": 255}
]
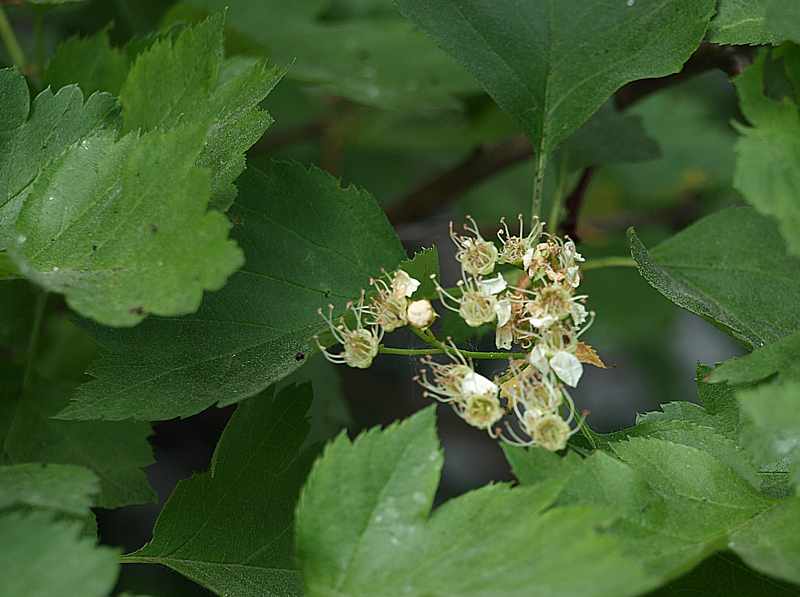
[
  {"xmin": 0, "ymin": 463, "xmax": 98, "ymax": 516},
  {"xmin": 127, "ymin": 384, "xmax": 315, "ymax": 597},
  {"xmin": 9, "ymin": 125, "xmax": 244, "ymax": 327},
  {"xmin": 734, "ymin": 51, "xmax": 800, "ymax": 258},
  {"xmin": 0, "ymin": 68, "xmax": 118, "ymax": 249},
  {"xmin": 45, "ymin": 29, "xmax": 130, "ymax": 95},
  {"xmin": 707, "ymin": 0, "xmax": 779, "ymax": 45},
  {"xmin": 730, "ymin": 496, "xmax": 800, "ymax": 585},
  {"xmin": 395, "ymin": 0, "xmax": 714, "ymax": 153},
  {"xmin": 628, "ymin": 207, "xmax": 800, "ymax": 349},
  {"xmin": 297, "ymin": 407, "xmax": 655, "ymax": 597},
  {"xmin": 63, "ymin": 161, "xmax": 405, "ymax": 421},
  {"xmin": 0, "ymin": 511, "xmax": 118, "ymax": 597},
  {"xmin": 707, "ymin": 330, "xmax": 800, "ymax": 385},
  {"xmin": 120, "ymin": 13, "xmax": 282, "ymax": 211}
]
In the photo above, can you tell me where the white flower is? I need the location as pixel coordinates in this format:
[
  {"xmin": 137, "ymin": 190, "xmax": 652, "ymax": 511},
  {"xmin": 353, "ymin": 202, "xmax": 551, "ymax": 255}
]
[
  {"xmin": 450, "ymin": 216, "xmax": 498, "ymax": 276},
  {"xmin": 497, "ymin": 215, "xmax": 543, "ymax": 266},
  {"xmin": 494, "ymin": 299, "xmax": 512, "ymax": 327},
  {"xmin": 529, "ymin": 412, "xmax": 571, "ymax": 452},
  {"xmin": 316, "ymin": 293, "xmax": 383, "ymax": 369},
  {"xmin": 549, "ymin": 351, "xmax": 583, "ymax": 387},
  {"xmin": 431, "ymin": 273, "xmax": 497, "ymax": 328},
  {"xmin": 462, "ymin": 392, "xmax": 504, "ymax": 430},
  {"xmin": 407, "ymin": 299, "xmax": 436, "ymax": 328},
  {"xmin": 392, "ymin": 270, "xmax": 421, "ymax": 298}
]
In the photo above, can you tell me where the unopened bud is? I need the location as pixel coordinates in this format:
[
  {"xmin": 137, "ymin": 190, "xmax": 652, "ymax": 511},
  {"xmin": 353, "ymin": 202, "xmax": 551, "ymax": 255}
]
[{"xmin": 407, "ymin": 299, "xmax": 436, "ymax": 328}]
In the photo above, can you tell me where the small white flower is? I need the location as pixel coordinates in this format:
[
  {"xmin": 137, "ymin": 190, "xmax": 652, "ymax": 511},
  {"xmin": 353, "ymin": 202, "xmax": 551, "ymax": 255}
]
[
  {"xmin": 477, "ymin": 273, "xmax": 507, "ymax": 296},
  {"xmin": 407, "ymin": 299, "xmax": 436, "ymax": 328},
  {"xmin": 450, "ymin": 216, "xmax": 498, "ymax": 276},
  {"xmin": 392, "ymin": 270, "xmax": 421, "ymax": 298},
  {"xmin": 497, "ymin": 215, "xmax": 543, "ymax": 266},
  {"xmin": 316, "ymin": 293, "xmax": 383, "ymax": 369},
  {"xmin": 529, "ymin": 412, "xmax": 571, "ymax": 452},
  {"xmin": 549, "ymin": 351, "xmax": 583, "ymax": 387},
  {"xmin": 431, "ymin": 273, "xmax": 497, "ymax": 328},
  {"xmin": 462, "ymin": 392, "xmax": 504, "ymax": 430}
]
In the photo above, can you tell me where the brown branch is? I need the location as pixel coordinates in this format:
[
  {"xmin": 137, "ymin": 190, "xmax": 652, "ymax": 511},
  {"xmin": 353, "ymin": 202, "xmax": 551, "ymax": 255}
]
[
  {"xmin": 388, "ymin": 43, "xmax": 754, "ymax": 227},
  {"xmin": 387, "ymin": 136, "xmax": 532, "ymax": 225},
  {"xmin": 559, "ymin": 167, "xmax": 594, "ymax": 241}
]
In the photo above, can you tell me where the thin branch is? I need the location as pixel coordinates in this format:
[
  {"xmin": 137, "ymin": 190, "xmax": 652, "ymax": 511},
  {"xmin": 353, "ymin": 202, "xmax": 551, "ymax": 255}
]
[{"xmin": 559, "ymin": 167, "xmax": 594, "ymax": 241}]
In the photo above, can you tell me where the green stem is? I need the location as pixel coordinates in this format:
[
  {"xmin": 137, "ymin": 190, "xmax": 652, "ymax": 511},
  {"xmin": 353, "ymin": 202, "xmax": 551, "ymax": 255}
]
[
  {"xmin": 379, "ymin": 344, "xmax": 529, "ymax": 361},
  {"xmin": 0, "ymin": 6, "xmax": 26, "ymax": 69},
  {"xmin": 581, "ymin": 256, "xmax": 637, "ymax": 272},
  {"xmin": 547, "ymin": 152, "xmax": 569, "ymax": 233},
  {"xmin": 531, "ymin": 145, "xmax": 548, "ymax": 224},
  {"xmin": 22, "ymin": 291, "xmax": 48, "ymax": 391}
]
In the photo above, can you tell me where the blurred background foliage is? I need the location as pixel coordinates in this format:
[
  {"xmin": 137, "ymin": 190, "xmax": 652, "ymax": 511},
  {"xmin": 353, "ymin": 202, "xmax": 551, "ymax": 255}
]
[{"xmin": 0, "ymin": 0, "xmax": 767, "ymax": 594}]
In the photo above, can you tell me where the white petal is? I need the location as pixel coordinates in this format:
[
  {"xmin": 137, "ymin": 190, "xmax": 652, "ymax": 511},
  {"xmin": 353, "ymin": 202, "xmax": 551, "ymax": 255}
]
[
  {"xmin": 392, "ymin": 270, "xmax": 421, "ymax": 298},
  {"xmin": 461, "ymin": 371, "xmax": 498, "ymax": 397},
  {"xmin": 528, "ymin": 346, "xmax": 550, "ymax": 373},
  {"xmin": 494, "ymin": 299, "xmax": 512, "ymax": 327},
  {"xmin": 477, "ymin": 273, "xmax": 507, "ymax": 296},
  {"xmin": 566, "ymin": 266, "xmax": 581, "ymax": 288},
  {"xmin": 549, "ymin": 351, "xmax": 583, "ymax": 387},
  {"xmin": 495, "ymin": 325, "xmax": 513, "ymax": 350},
  {"xmin": 522, "ymin": 247, "xmax": 534, "ymax": 270},
  {"xmin": 529, "ymin": 314, "xmax": 557, "ymax": 329}
]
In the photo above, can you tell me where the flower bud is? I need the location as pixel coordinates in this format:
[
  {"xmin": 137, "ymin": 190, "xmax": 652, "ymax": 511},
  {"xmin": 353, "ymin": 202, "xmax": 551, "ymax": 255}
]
[{"xmin": 407, "ymin": 299, "xmax": 436, "ymax": 328}]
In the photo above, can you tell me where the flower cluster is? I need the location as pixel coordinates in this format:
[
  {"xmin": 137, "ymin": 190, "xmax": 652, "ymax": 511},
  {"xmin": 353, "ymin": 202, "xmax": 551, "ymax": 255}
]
[
  {"xmin": 315, "ymin": 269, "xmax": 433, "ymax": 369},
  {"xmin": 423, "ymin": 216, "xmax": 595, "ymax": 451},
  {"xmin": 315, "ymin": 214, "xmax": 598, "ymax": 452}
]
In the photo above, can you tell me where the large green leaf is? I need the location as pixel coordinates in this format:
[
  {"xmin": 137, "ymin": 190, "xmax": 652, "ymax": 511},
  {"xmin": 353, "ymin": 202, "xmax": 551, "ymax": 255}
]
[
  {"xmin": 0, "ymin": 68, "xmax": 118, "ymax": 249},
  {"xmin": 734, "ymin": 52, "xmax": 800, "ymax": 258},
  {"xmin": 175, "ymin": 0, "xmax": 479, "ymax": 111},
  {"xmin": 707, "ymin": 0, "xmax": 780, "ymax": 45},
  {"xmin": 764, "ymin": 1, "xmax": 800, "ymax": 43},
  {"xmin": 120, "ymin": 13, "xmax": 282, "ymax": 211},
  {"xmin": 629, "ymin": 207, "xmax": 800, "ymax": 349},
  {"xmin": 62, "ymin": 161, "xmax": 406, "ymax": 421},
  {"xmin": 0, "ymin": 462, "xmax": 98, "ymax": 516},
  {"xmin": 395, "ymin": 0, "xmax": 714, "ymax": 154},
  {"xmin": 124, "ymin": 384, "xmax": 315, "ymax": 597},
  {"xmin": 296, "ymin": 407, "xmax": 656, "ymax": 597},
  {"xmin": 0, "ymin": 511, "xmax": 118, "ymax": 597},
  {"xmin": 8, "ymin": 124, "xmax": 243, "ymax": 327}
]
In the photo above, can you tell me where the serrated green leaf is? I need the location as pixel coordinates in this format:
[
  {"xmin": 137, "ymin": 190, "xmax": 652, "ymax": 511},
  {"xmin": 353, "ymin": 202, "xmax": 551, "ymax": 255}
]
[
  {"xmin": 175, "ymin": 0, "xmax": 479, "ymax": 111},
  {"xmin": 628, "ymin": 207, "xmax": 800, "ymax": 349},
  {"xmin": 63, "ymin": 161, "xmax": 405, "ymax": 421},
  {"xmin": 126, "ymin": 384, "xmax": 314, "ymax": 597},
  {"xmin": 0, "ymin": 462, "xmax": 98, "ymax": 516},
  {"xmin": 708, "ymin": 330, "xmax": 800, "ymax": 385},
  {"xmin": 734, "ymin": 52, "xmax": 800, "ymax": 258},
  {"xmin": 395, "ymin": 0, "xmax": 714, "ymax": 154},
  {"xmin": 737, "ymin": 380, "xmax": 800, "ymax": 488},
  {"xmin": 730, "ymin": 497, "xmax": 800, "ymax": 585},
  {"xmin": 764, "ymin": 1, "xmax": 800, "ymax": 44},
  {"xmin": 1, "ymin": 376, "xmax": 155, "ymax": 509},
  {"xmin": 45, "ymin": 29, "xmax": 130, "ymax": 96},
  {"xmin": 120, "ymin": 13, "xmax": 282, "ymax": 211},
  {"xmin": 0, "ymin": 68, "xmax": 118, "ymax": 249},
  {"xmin": 0, "ymin": 511, "xmax": 118, "ymax": 597},
  {"xmin": 503, "ymin": 444, "xmax": 583, "ymax": 486},
  {"xmin": 9, "ymin": 124, "xmax": 243, "ymax": 327},
  {"xmin": 707, "ymin": 0, "xmax": 780, "ymax": 45},
  {"xmin": 297, "ymin": 407, "xmax": 656, "ymax": 597}
]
